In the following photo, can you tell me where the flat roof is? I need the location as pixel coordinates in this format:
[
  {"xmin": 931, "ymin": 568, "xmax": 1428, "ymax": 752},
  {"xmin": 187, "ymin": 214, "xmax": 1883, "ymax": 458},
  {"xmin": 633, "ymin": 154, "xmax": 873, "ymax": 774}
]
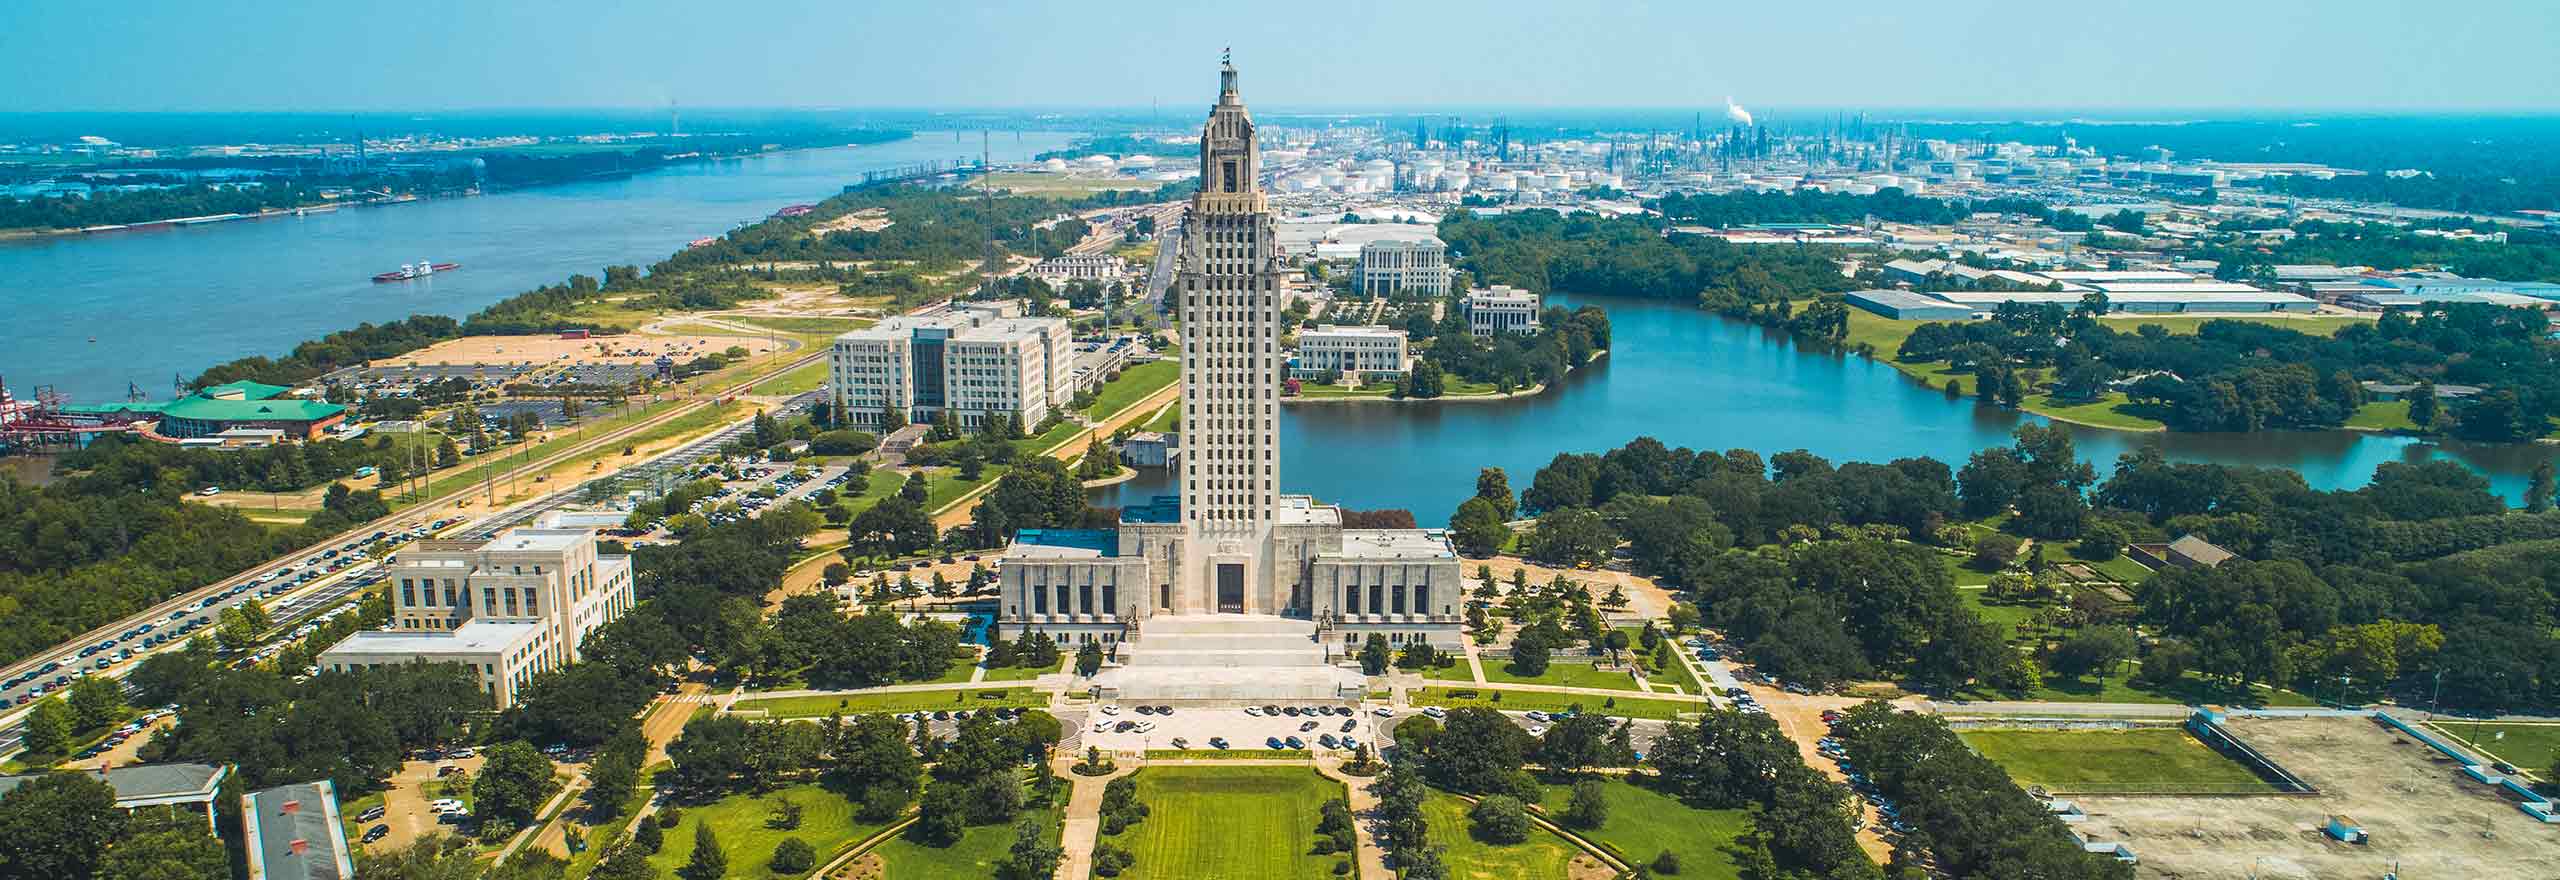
[
  {"xmin": 243, "ymin": 780, "xmax": 354, "ymax": 880},
  {"xmin": 1845, "ymin": 289, "xmax": 1971, "ymax": 310},
  {"xmin": 1007, "ymin": 529, "xmax": 1121, "ymax": 558},
  {"xmin": 0, "ymin": 762, "xmax": 230, "ymax": 805},
  {"xmin": 1329, "ymin": 529, "xmax": 1456, "ymax": 560},
  {"xmin": 320, "ymin": 620, "xmax": 540, "ymax": 656},
  {"xmin": 1932, "ymin": 289, "xmax": 2314, "ymax": 305},
  {"xmin": 482, "ymin": 527, "xmax": 590, "ymax": 553},
  {"xmin": 1121, "ymin": 496, "xmax": 1180, "ymax": 524},
  {"xmin": 1301, "ymin": 324, "xmax": 1405, "ymax": 338}
]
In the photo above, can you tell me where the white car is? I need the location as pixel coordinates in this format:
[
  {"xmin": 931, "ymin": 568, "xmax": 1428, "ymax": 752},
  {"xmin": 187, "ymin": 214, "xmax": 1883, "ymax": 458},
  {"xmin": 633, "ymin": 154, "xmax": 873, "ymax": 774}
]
[
  {"xmin": 1421, "ymin": 707, "xmax": 1446, "ymax": 719},
  {"xmin": 1099, "ymin": 705, "xmax": 1120, "ymax": 716},
  {"xmin": 1372, "ymin": 706, "xmax": 1395, "ymax": 717},
  {"xmin": 446, "ymin": 747, "xmax": 477, "ymax": 760},
  {"xmin": 1133, "ymin": 721, "xmax": 1156, "ymax": 733},
  {"xmin": 429, "ymin": 799, "xmax": 466, "ymax": 814},
  {"xmin": 1092, "ymin": 720, "xmax": 1113, "ymax": 733},
  {"xmin": 1244, "ymin": 706, "xmax": 1263, "ymax": 717}
]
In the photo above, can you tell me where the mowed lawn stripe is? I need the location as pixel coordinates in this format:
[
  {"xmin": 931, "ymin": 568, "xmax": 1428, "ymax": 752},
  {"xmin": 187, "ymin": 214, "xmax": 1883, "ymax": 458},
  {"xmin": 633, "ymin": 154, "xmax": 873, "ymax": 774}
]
[
  {"xmin": 1114, "ymin": 766, "xmax": 1339, "ymax": 880},
  {"xmin": 1959, "ymin": 727, "xmax": 2274, "ymax": 791}
]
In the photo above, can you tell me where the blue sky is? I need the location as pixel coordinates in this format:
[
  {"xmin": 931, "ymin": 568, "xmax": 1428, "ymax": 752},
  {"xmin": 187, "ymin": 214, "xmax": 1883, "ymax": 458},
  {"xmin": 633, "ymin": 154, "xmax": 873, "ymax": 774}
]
[{"xmin": 4, "ymin": 0, "xmax": 2555, "ymax": 112}]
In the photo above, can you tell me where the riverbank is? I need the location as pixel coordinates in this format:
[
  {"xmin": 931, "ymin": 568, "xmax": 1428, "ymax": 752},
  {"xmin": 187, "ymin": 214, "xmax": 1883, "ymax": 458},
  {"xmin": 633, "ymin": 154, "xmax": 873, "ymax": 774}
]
[{"xmin": 1285, "ymin": 350, "xmax": 1610, "ymax": 405}]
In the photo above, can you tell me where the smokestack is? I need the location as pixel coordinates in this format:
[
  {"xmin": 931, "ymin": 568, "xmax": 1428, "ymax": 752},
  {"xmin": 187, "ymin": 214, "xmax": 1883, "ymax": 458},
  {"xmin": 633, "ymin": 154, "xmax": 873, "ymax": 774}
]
[{"xmin": 1724, "ymin": 97, "xmax": 1754, "ymax": 127}]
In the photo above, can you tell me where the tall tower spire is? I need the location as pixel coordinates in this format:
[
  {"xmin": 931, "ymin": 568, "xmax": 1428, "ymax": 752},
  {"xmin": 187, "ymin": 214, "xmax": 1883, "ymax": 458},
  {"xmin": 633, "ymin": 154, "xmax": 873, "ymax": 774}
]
[{"xmin": 1174, "ymin": 56, "xmax": 1282, "ymax": 614}]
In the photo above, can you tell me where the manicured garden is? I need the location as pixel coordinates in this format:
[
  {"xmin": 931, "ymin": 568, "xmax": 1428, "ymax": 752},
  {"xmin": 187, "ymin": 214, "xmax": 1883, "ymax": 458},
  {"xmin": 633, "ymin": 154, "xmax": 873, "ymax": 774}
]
[
  {"xmin": 1958, "ymin": 727, "xmax": 2274, "ymax": 792},
  {"xmin": 1410, "ymin": 687, "xmax": 1704, "ymax": 721},
  {"xmin": 868, "ymin": 806, "xmax": 1061, "ymax": 878},
  {"xmin": 733, "ymin": 687, "xmax": 1046, "ymax": 719},
  {"xmin": 1479, "ymin": 660, "xmax": 1643, "ymax": 692},
  {"xmin": 1422, "ymin": 792, "xmax": 1585, "ymax": 880},
  {"xmin": 1536, "ymin": 778, "xmax": 1747, "ymax": 880},
  {"xmin": 1108, "ymin": 766, "xmax": 1341, "ymax": 880},
  {"xmin": 647, "ymin": 784, "xmax": 887, "ymax": 877}
]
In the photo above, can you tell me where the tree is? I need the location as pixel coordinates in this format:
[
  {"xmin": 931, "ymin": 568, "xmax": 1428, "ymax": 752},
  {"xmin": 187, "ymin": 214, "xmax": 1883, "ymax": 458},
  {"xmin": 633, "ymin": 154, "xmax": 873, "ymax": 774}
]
[
  {"xmin": 98, "ymin": 821, "xmax": 227, "ymax": 880},
  {"xmin": 1969, "ymin": 532, "xmax": 2021, "ymax": 571},
  {"xmin": 1075, "ymin": 640, "xmax": 1104, "ymax": 677},
  {"xmin": 0, "ymin": 772, "xmax": 123, "ymax": 880},
  {"xmin": 1602, "ymin": 628, "xmax": 1632, "ymax": 665},
  {"xmin": 2074, "ymin": 521, "xmax": 2127, "ymax": 562},
  {"xmin": 679, "ymin": 823, "xmax": 727, "ymax": 880},
  {"xmin": 2408, "ymin": 380, "xmax": 2440, "ymax": 428},
  {"xmin": 1508, "ymin": 632, "xmax": 1552, "ymax": 677},
  {"xmin": 913, "ymin": 779, "xmax": 968, "ymax": 846},
  {"xmin": 1475, "ymin": 467, "xmax": 1517, "ymax": 519},
  {"xmin": 1420, "ymin": 708, "xmax": 1532, "ymax": 794},
  {"xmin": 769, "ymin": 838, "xmax": 815, "ymax": 874},
  {"xmin": 1563, "ymin": 779, "xmax": 1609, "ymax": 829},
  {"xmin": 585, "ymin": 723, "xmax": 647, "ymax": 819},
  {"xmin": 900, "ymin": 471, "xmax": 930, "ymax": 505},
  {"xmin": 20, "ymin": 696, "xmax": 73, "ymax": 756},
  {"xmin": 2049, "ymin": 625, "xmax": 2138, "ymax": 683},
  {"xmin": 1360, "ymin": 634, "xmax": 1393, "ymax": 676},
  {"xmin": 1525, "ymin": 507, "xmax": 1616, "ymax": 567},
  {"xmin": 1448, "ymin": 496, "xmax": 1513, "ymax": 557},
  {"xmin": 1467, "ymin": 795, "xmax": 1532, "ymax": 844},
  {"xmin": 993, "ymin": 818, "xmax": 1064, "ymax": 880},
  {"xmin": 2533, "ymin": 459, "xmax": 2558, "ymax": 513},
  {"xmin": 473, "ymin": 741, "xmax": 561, "ymax": 829}
]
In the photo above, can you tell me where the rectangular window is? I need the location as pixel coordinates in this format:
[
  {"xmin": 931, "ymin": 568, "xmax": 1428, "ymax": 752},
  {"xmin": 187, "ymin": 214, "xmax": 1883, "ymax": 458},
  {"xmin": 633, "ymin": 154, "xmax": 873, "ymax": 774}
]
[
  {"xmin": 483, "ymin": 588, "xmax": 497, "ymax": 615},
  {"xmin": 1034, "ymin": 581, "xmax": 1049, "ymax": 614},
  {"xmin": 504, "ymin": 589, "xmax": 518, "ymax": 616},
  {"xmin": 1079, "ymin": 583, "xmax": 1094, "ymax": 615},
  {"xmin": 402, "ymin": 582, "xmax": 416, "ymax": 607}
]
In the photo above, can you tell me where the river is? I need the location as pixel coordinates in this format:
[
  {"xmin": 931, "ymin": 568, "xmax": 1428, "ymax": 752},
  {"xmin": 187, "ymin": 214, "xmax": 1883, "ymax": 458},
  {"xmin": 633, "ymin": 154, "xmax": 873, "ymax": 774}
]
[
  {"xmin": 1095, "ymin": 293, "xmax": 2559, "ymax": 521},
  {"xmin": 0, "ymin": 131, "xmax": 1079, "ymax": 403}
]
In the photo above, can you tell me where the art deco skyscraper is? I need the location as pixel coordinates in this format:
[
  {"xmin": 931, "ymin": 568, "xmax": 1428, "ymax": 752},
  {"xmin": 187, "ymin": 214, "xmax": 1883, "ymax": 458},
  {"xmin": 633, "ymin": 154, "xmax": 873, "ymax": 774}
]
[{"xmin": 1176, "ymin": 60, "xmax": 1282, "ymax": 613}]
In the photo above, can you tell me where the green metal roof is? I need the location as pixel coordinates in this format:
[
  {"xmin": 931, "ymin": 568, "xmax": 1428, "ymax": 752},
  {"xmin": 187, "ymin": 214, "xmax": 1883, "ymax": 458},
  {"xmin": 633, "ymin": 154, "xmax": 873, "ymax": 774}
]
[
  {"xmin": 161, "ymin": 396, "xmax": 345, "ymax": 423},
  {"xmin": 200, "ymin": 380, "xmax": 291, "ymax": 400}
]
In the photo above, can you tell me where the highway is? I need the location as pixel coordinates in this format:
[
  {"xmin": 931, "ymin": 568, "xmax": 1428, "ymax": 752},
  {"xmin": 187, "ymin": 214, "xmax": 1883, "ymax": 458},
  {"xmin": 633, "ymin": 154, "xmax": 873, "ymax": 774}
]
[{"xmin": 0, "ymin": 349, "xmax": 834, "ymax": 759}]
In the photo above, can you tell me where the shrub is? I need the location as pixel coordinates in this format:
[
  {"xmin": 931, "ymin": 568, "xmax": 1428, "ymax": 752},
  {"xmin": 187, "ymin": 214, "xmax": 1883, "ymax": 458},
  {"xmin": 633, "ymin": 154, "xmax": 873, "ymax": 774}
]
[
  {"xmin": 1652, "ymin": 849, "xmax": 1682, "ymax": 875},
  {"xmin": 1563, "ymin": 779, "xmax": 1609, "ymax": 829},
  {"xmin": 1467, "ymin": 795, "xmax": 1531, "ymax": 844},
  {"xmin": 769, "ymin": 837, "xmax": 815, "ymax": 874}
]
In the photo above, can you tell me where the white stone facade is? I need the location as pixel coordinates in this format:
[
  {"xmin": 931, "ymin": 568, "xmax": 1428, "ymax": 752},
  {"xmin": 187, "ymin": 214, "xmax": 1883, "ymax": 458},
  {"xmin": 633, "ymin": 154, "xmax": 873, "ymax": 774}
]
[
  {"xmin": 319, "ymin": 528, "xmax": 633, "ymax": 708},
  {"xmin": 1354, "ymin": 239, "xmax": 1450, "ymax": 298},
  {"xmin": 1032, "ymin": 254, "xmax": 1128, "ymax": 283},
  {"xmin": 1293, "ymin": 325, "xmax": 1409, "ymax": 379},
  {"xmin": 828, "ymin": 305, "xmax": 1071, "ymax": 431},
  {"xmin": 1463, "ymin": 284, "xmax": 1543, "ymax": 337}
]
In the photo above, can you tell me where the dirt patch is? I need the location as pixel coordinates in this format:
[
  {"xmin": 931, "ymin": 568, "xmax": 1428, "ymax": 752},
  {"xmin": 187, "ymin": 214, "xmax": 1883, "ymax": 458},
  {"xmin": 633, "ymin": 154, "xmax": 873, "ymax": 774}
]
[
  {"xmin": 809, "ymin": 208, "xmax": 891, "ymax": 236},
  {"xmin": 382, "ymin": 332, "xmax": 774, "ymax": 369},
  {"xmin": 2071, "ymin": 715, "xmax": 2560, "ymax": 879}
]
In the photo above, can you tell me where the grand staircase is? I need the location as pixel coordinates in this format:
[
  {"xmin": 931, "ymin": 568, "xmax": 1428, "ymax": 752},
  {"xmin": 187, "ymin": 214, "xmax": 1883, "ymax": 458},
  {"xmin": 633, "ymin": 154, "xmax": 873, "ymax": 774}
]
[{"xmin": 1093, "ymin": 615, "xmax": 1366, "ymax": 701}]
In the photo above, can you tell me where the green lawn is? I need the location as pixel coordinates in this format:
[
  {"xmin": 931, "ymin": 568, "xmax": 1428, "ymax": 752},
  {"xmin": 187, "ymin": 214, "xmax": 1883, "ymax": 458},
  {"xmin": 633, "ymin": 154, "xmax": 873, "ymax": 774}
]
[
  {"xmin": 1014, "ymin": 419, "xmax": 1089, "ymax": 457},
  {"xmin": 1138, "ymin": 401, "xmax": 1179, "ymax": 433},
  {"xmin": 2027, "ymin": 392, "xmax": 2167, "ymax": 431},
  {"xmin": 748, "ymin": 359, "xmax": 830, "ymax": 396},
  {"xmin": 1959, "ymin": 728, "xmax": 2275, "ymax": 793},
  {"xmin": 1962, "ymin": 668, "xmax": 2320, "ymax": 708},
  {"xmin": 1958, "ymin": 589, "xmax": 2044, "ymax": 642},
  {"xmin": 1085, "ymin": 360, "xmax": 1180, "ymax": 420},
  {"xmin": 2057, "ymin": 545, "xmax": 2157, "ymax": 584},
  {"xmin": 1424, "ymin": 662, "xmax": 1479, "ymax": 683},
  {"xmin": 1412, "ymin": 688, "xmax": 1705, "ymax": 721},
  {"xmin": 2346, "ymin": 400, "xmax": 2420, "ymax": 432},
  {"xmin": 726, "ymin": 316, "xmax": 875, "ymax": 336},
  {"xmin": 1109, "ymin": 766, "xmax": 1341, "ymax": 880},
  {"xmin": 1295, "ymin": 383, "xmax": 1393, "ymax": 398},
  {"xmin": 647, "ymin": 784, "xmax": 887, "ymax": 877},
  {"xmin": 1481, "ymin": 661, "xmax": 1643, "ymax": 692},
  {"xmin": 919, "ymin": 465, "xmax": 1007, "ymax": 513},
  {"xmin": 2426, "ymin": 721, "xmax": 2560, "ymax": 774},
  {"xmin": 1424, "ymin": 792, "xmax": 1586, "ymax": 880},
  {"xmin": 1536, "ymin": 779, "xmax": 1746, "ymax": 879},
  {"xmin": 980, "ymin": 663, "xmax": 1052, "ymax": 682},
  {"xmin": 734, "ymin": 688, "xmax": 1045, "ymax": 718},
  {"xmin": 1650, "ymin": 647, "xmax": 1709, "ymax": 696},
  {"xmin": 870, "ymin": 806, "xmax": 1060, "ymax": 879}
]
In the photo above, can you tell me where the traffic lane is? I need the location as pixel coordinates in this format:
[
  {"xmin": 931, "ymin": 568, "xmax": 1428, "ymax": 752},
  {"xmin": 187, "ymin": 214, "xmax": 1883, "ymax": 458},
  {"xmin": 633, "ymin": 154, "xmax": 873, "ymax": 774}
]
[{"xmin": 1077, "ymin": 705, "xmax": 1378, "ymax": 754}]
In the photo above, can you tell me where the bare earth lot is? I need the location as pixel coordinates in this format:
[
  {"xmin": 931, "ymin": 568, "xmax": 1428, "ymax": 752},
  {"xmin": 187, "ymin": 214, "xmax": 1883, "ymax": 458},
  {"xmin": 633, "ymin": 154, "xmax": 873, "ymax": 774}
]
[
  {"xmin": 2071, "ymin": 715, "xmax": 2560, "ymax": 879},
  {"xmin": 383, "ymin": 331, "xmax": 774, "ymax": 367}
]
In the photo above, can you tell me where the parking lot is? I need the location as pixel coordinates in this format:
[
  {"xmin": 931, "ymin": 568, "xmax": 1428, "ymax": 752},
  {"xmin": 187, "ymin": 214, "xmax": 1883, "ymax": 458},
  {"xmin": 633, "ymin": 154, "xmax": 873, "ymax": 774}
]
[{"xmin": 1077, "ymin": 704, "xmax": 1385, "ymax": 753}]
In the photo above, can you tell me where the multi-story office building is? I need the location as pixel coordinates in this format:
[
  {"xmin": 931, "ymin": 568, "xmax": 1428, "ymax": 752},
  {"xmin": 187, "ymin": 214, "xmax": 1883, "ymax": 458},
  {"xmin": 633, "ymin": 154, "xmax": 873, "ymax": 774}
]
[
  {"xmin": 1353, "ymin": 238, "xmax": 1450, "ymax": 298},
  {"xmin": 1463, "ymin": 284, "xmax": 1543, "ymax": 337},
  {"xmin": 1032, "ymin": 254, "xmax": 1129, "ymax": 283},
  {"xmin": 1292, "ymin": 325, "xmax": 1409, "ymax": 380},
  {"xmin": 995, "ymin": 61, "xmax": 1463, "ymax": 701},
  {"xmin": 318, "ymin": 528, "xmax": 634, "ymax": 708},
  {"xmin": 829, "ymin": 305, "xmax": 1072, "ymax": 431}
]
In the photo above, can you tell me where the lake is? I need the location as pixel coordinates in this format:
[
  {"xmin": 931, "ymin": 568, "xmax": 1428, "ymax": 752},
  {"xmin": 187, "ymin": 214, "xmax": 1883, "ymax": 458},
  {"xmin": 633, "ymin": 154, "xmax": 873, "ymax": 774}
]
[
  {"xmin": 0, "ymin": 131, "xmax": 1078, "ymax": 403},
  {"xmin": 1095, "ymin": 294, "xmax": 2558, "ymax": 522}
]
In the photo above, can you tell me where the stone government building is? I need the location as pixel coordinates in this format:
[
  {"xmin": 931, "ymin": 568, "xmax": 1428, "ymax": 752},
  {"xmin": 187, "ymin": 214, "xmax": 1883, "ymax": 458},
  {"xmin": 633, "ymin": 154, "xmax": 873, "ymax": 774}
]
[{"xmin": 995, "ymin": 61, "xmax": 1464, "ymax": 700}]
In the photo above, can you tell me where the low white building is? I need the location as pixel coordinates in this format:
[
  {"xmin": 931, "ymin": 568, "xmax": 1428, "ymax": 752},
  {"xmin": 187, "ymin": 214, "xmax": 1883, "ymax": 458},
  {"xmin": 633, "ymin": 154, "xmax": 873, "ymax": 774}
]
[
  {"xmin": 1353, "ymin": 238, "xmax": 1450, "ymax": 298},
  {"xmin": 1032, "ymin": 254, "xmax": 1127, "ymax": 283},
  {"xmin": 1463, "ymin": 285, "xmax": 1543, "ymax": 337},
  {"xmin": 1293, "ymin": 325, "xmax": 1409, "ymax": 380},
  {"xmin": 319, "ymin": 527, "xmax": 634, "ymax": 708}
]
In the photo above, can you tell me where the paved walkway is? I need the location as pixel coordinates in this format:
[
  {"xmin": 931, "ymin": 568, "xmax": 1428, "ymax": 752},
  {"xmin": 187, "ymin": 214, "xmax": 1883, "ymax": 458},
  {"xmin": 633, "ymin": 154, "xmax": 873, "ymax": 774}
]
[
  {"xmin": 1052, "ymin": 756, "xmax": 1138, "ymax": 880},
  {"xmin": 1313, "ymin": 757, "xmax": 1393, "ymax": 880}
]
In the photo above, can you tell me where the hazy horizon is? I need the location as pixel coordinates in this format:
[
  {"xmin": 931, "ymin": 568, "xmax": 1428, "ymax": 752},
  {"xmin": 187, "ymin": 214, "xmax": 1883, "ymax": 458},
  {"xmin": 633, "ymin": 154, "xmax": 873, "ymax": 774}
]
[{"xmin": 5, "ymin": 0, "xmax": 2557, "ymax": 113}]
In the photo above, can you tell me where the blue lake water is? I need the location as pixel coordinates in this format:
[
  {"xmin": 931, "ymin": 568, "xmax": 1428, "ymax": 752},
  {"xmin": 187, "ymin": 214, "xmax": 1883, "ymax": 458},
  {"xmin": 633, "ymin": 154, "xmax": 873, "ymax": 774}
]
[
  {"xmin": 0, "ymin": 131, "xmax": 1077, "ymax": 402},
  {"xmin": 1096, "ymin": 294, "xmax": 2556, "ymax": 521}
]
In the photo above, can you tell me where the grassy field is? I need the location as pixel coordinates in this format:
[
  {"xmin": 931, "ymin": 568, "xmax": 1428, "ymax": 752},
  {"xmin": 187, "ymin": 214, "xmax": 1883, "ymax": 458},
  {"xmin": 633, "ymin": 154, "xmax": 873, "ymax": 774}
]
[
  {"xmin": 1959, "ymin": 589, "xmax": 2043, "ymax": 641},
  {"xmin": 1424, "ymin": 662, "xmax": 1479, "ymax": 683},
  {"xmin": 647, "ymin": 784, "xmax": 886, "ymax": 877},
  {"xmin": 1424, "ymin": 792, "xmax": 1585, "ymax": 880},
  {"xmin": 725, "ymin": 315, "xmax": 875, "ymax": 335},
  {"xmin": 920, "ymin": 465, "xmax": 1006, "ymax": 513},
  {"xmin": 1085, "ymin": 360, "xmax": 1180, "ymax": 420},
  {"xmin": 1651, "ymin": 648, "xmax": 1710, "ymax": 696},
  {"xmin": 977, "ymin": 171, "xmax": 1162, "ymax": 198},
  {"xmin": 1480, "ymin": 662, "xmax": 1643, "ymax": 692},
  {"xmin": 2427, "ymin": 721, "xmax": 2560, "ymax": 774},
  {"xmin": 870, "ymin": 806, "xmax": 1061, "ymax": 879},
  {"xmin": 1959, "ymin": 728, "xmax": 2275, "ymax": 793},
  {"xmin": 2059, "ymin": 544, "xmax": 2158, "ymax": 584},
  {"xmin": 1962, "ymin": 666, "xmax": 2320, "ymax": 708},
  {"xmin": 1537, "ymin": 779, "xmax": 1747, "ymax": 879},
  {"xmin": 1138, "ymin": 401, "xmax": 1179, "ymax": 433},
  {"xmin": 1412, "ymin": 688, "xmax": 1704, "ymax": 721},
  {"xmin": 980, "ymin": 663, "xmax": 1052, "ymax": 682},
  {"xmin": 748, "ymin": 359, "xmax": 830, "ymax": 396},
  {"xmin": 1110, "ymin": 767, "xmax": 1341, "ymax": 880},
  {"xmin": 733, "ymin": 687, "xmax": 1045, "ymax": 718},
  {"xmin": 2346, "ymin": 400, "xmax": 2420, "ymax": 432},
  {"xmin": 1840, "ymin": 309, "xmax": 2371, "ymax": 432}
]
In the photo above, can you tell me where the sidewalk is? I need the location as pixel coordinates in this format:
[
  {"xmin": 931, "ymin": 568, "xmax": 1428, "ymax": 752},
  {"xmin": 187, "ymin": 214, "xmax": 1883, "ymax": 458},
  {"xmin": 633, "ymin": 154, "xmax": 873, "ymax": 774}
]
[
  {"xmin": 1314, "ymin": 756, "xmax": 1393, "ymax": 880},
  {"xmin": 1052, "ymin": 756, "xmax": 1138, "ymax": 880}
]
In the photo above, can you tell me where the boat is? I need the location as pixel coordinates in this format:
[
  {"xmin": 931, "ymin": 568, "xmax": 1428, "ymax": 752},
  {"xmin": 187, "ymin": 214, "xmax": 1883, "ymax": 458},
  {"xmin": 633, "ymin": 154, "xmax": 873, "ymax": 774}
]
[{"xmin": 372, "ymin": 259, "xmax": 462, "ymax": 282}]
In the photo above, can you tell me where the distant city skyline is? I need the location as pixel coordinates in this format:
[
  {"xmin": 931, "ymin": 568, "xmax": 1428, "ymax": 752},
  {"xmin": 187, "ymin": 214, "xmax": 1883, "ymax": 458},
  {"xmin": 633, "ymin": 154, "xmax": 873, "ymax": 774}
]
[{"xmin": 5, "ymin": 0, "xmax": 2558, "ymax": 113}]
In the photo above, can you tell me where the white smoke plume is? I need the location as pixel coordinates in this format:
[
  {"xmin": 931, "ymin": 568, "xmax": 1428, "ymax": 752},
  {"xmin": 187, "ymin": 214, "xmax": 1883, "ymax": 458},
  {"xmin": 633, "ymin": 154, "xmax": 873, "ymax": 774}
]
[{"xmin": 1724, "ymin": 97, "xmax": 1754, "ymax": 127}]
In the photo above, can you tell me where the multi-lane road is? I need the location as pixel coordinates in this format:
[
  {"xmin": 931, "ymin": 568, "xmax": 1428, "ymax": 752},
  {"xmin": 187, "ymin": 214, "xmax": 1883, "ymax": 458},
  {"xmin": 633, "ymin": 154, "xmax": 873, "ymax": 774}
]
[{"xmin": 0, "ymin": 352, "xmax": 834, "ymax": 759}]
